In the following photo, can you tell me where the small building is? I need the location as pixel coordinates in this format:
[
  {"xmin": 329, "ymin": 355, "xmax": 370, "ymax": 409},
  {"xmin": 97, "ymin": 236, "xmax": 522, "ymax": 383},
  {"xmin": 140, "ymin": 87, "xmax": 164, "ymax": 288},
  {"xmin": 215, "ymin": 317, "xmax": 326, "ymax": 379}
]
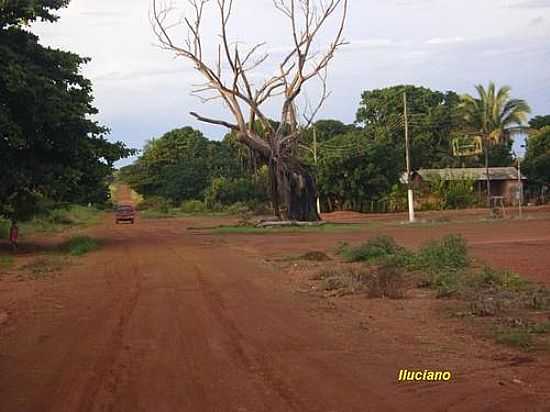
[{"xmin": 400, "ymin": 167, "xmax": 527, "ymax": 206}]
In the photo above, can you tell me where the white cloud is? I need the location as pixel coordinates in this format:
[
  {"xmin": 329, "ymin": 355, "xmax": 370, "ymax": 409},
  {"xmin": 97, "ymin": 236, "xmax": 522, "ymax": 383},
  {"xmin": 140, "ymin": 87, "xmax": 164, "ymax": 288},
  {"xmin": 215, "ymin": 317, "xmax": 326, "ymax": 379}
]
[
  {"xmin": 29, "ymin": 0, "xmax": 550, "ymax": 161},
  {"xmin": 426, "ymin": 36, "xmax": 465, "ymax": 45}
]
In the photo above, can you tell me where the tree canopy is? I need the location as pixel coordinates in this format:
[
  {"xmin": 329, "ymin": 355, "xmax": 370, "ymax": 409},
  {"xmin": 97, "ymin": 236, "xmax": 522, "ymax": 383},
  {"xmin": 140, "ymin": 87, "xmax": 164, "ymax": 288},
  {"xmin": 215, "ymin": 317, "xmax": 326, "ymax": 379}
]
[
  {"xmin": 524, "ymin": 126, "xmax": 550, "ymax": 192},
  {"xmin": 529, "ymin": 115, "xmax": 550, "ymax": 130},
  {"xmin": 355, "ymin": 85, "xmax": 463, "ymax": 170},
  {"xmin": 0, "ymin": 0, "xmax": 133, "ymax": 220},
  {"xmin": 120, "ymin": 127, "xmax": 245, "ymax": 204}
]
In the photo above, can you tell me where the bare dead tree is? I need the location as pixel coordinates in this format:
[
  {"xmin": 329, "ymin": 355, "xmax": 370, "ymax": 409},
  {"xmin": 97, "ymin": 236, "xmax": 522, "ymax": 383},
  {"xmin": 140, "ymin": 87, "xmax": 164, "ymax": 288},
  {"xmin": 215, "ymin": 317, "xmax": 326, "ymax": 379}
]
[{"xmin": 151, "ymin": 0, "xmax": 348, "ymax": 221}]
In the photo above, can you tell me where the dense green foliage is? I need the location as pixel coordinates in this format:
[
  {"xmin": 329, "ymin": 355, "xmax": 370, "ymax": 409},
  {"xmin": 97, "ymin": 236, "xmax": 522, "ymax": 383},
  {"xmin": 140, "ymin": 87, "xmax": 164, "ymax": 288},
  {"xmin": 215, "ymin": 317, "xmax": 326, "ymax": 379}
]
[
  {"xmin": 122, "ymin": 84, "xmax": 536, "ymax": 214},
  {"xmin": 529, "ymin": 115, "xmax": 550, "ymax": 130},
  {"xmin": 61, "ymin": 235, "xmax": 100, "ymax": 256},
  {"xmin": 205, "ymin": 176, "xmax": 269, "ymax": 208},
  {"xmin": 428, "ymin": 177, "xmax": 477, "ymax": 209},
  {"xmin": 120, "ymin": 127, "xmax": 263, "ymax": 209},
  {"xmin": 461, "ymin": 82, "xmax": 531, "ymax": 169},
  {"xmin": 524, "ymin": 126, "xmax": 550, "ymax": 198},
  {"xmin": 356, "ymin": 85, "xmax": 463, "ymax": 169},
  {"xmin": 0, "ymin": 0, "xmax": 133, "ymax": 222},
  {"xmin": 317, "ymin": 131, "xmax": 401, "ymax": 211}
]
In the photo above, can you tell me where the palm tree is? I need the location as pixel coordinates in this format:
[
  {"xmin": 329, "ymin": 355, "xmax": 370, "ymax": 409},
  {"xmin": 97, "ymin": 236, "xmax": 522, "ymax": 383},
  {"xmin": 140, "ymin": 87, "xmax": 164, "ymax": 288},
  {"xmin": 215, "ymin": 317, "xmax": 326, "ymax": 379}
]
[{"xmin": 461, "ymin": 82, "xmax": 531, "ymax": 207}]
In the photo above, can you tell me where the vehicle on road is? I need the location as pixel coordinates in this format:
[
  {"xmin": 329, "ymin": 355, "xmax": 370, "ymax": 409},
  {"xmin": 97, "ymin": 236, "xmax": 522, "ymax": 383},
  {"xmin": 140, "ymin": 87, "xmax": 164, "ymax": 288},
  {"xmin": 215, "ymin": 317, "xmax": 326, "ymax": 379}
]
[{"xmin": 115, "ymin": 204, "xmax": 135, "ymax": 224}]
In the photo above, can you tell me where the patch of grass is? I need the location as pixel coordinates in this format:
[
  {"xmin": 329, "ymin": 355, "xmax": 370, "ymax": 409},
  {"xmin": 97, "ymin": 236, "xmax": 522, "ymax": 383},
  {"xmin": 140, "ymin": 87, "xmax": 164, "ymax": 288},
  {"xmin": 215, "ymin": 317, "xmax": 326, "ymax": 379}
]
[
  {"xmin": 339, "ymin": 235, "xmax": 406, "ymax": 263},
  {"xmin": 60, "ymin": 236, "xmax": 100, "ymax": 256},
  {"xmin": 19, "ymin": 256, "xmax": 68, "ymax": 279},
  {"xmin": 495, "ymin": 327, "xmax": 534, "ymax": 350},
  {"xmin": 140, "ymin": 209, "xmax": 180, "ymax": 219},
  {"xmin": 0, "ymin": 255, "xmax": 14, "ymax": 270},
  {"xmin": 180, "ymin": 200, "xmax": 209, "ymax": 214},
  {"xmin": 315, "ymin": 264, "xmax": 405, "ymax": 299},
  {"xmin": 332, "ymin": 233, "xmax": 550, "ymax": 350},
  {"xmin": 366, "ymin": 263, "xmax": 406, "ymax": 299},
  {"xmin": 471, "ymin": 266, "xmax": 531, "ymax": 292},
  {"xmin": 413, "ymin": 235, "xmax": 469, "ymax": 272},
  {"xmin": 21, "ymin": 205, "xmax": 102, "ymax": 234},
  {"xmin": 318, "ymin": 267, "xmax": 371, "ymax": 295}
]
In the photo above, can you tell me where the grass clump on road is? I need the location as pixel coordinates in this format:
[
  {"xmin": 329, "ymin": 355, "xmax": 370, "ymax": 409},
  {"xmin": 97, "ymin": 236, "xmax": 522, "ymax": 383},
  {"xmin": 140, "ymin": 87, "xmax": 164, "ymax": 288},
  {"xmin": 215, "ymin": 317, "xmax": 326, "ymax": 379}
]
[
  {"xmin": 19, "ymin": 256, "xmax": 68, "ymax": 279},
  {"xmin": 315, "ymin": 263, "xmax": 405, "ymax": 299},
  {"xmin": 339, "ymin": 235, "xmax": 406, "ymax": 263},
  {"xmin": 61, "ymin": 236, "xmax": 100, "ymax": 256},
  {"xmin": 0, "ymin": 255, "xmax": 14, "ymax": 270},
  {"xmin": 413, "ymin": 234, "xmax": 469, "ymax": 272}
]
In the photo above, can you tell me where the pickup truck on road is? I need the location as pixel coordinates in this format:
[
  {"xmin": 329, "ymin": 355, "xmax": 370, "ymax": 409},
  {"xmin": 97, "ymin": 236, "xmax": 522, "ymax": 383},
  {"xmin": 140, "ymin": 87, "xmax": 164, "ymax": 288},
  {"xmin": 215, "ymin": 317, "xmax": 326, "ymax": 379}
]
[{"xmin": 115, "ymin": 205, "xmax": 135, "ymax": 224}]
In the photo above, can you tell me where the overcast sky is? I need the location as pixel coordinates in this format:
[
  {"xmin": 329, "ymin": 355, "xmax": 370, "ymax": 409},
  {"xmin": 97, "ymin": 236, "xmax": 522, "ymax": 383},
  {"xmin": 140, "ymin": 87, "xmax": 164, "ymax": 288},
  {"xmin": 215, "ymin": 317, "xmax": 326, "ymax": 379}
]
[{"xmin": 33, "ymin": 0, "xmax": 550, "ymax": 164}]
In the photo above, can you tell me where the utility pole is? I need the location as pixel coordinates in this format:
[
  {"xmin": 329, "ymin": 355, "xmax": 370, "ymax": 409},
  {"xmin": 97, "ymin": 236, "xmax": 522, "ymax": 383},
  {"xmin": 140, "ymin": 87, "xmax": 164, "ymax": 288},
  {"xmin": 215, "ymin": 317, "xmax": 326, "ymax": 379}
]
[
  {"xmin": 403, "ymin": 92, "xmax": 416, "ymax": 223},
  {"xmin": 484, "ymin": 136, "xmax": 491, "ymax": 209},
  {"xmin": 313, "ymin": 126, "xmax": 321, "ymax": 216},
  {"xmin": 517, "ymin": 151, "xmax": 523, "ymax": 218}
]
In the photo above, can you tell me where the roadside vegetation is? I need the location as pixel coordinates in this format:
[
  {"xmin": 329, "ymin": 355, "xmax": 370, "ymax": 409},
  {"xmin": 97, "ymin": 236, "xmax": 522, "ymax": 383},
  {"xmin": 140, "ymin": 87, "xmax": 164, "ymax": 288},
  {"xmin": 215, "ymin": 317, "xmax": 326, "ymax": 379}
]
[
  {"xmin": 304, "ymin": 234, "xmax": 550, "ymax": 351},
  {"xmin": 60, "ymin": 236, "xmax": 101, "ymax": 256},
  {"xmin": 0, "ymin": 234, "xmax": 101, "ymax": 281},
  {"xmin": 21, "ymin": 205, "xmax": 103, "ymax": 234}
]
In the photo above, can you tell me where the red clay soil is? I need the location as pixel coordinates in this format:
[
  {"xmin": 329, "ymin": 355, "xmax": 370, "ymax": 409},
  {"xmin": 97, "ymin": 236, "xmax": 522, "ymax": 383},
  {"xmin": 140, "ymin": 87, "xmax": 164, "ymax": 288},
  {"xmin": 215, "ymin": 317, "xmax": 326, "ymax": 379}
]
[{"xmin": 1, "ymin": 192, "xmax": 550, "ymax": 411}]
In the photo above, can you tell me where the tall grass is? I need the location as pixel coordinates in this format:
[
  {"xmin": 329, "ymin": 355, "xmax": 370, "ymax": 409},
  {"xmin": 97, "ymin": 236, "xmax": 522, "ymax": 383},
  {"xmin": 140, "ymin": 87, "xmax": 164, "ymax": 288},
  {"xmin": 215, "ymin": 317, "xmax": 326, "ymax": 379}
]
[{"xmin": 22, "ymin": 205, "xmax": 102, "ymax": 233}]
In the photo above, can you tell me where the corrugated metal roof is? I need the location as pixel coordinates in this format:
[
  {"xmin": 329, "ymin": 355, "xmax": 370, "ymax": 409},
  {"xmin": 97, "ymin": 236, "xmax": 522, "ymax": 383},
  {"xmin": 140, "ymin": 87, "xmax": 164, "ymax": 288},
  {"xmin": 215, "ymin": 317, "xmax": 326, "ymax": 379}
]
[{"xmin": 400, "ymin": 167, "xmax": 526, "ymax": 183}]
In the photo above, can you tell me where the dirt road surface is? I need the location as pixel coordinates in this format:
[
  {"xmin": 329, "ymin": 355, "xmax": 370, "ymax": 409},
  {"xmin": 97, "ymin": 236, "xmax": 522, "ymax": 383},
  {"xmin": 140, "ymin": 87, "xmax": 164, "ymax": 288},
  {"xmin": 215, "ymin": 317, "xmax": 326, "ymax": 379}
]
[{"xmin": 2, "ymin": 191, "xmax": 550, "ymax": 411}]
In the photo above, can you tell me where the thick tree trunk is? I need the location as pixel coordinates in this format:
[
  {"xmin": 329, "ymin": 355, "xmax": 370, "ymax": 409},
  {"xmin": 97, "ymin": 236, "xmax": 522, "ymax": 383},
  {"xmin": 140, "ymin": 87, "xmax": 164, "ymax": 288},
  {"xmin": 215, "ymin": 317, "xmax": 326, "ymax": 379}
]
[
  {"xmin": 268, "ymin": 156, "xmax": 320, "ymax": 222},
  {"xmin": 285, "ymin": 167, "xmax": 320, "ymax": 221}
]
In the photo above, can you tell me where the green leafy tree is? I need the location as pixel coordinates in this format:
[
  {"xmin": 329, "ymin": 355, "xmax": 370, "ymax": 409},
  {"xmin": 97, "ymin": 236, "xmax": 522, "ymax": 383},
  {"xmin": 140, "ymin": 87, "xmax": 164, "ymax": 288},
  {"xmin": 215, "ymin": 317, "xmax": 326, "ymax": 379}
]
[
  {"xmin": 523, "ymin": 126, "xmax": 550, "ymax": 201},
  {"xmin": 121, "ymin": 127, "xmax": 246, "ymax": 203},
  {"xmin": 529, "ymin": 115, "xmax": 550, "ymax": 130},
  {"xmin": 317, "ymin": 131, "xmax": 401, "ymax": 212},
  {"xmin": 356, "ymin": 85, "xmax": 463, "ymax": 170},
  {"xmin": 461, "ymin": 82, "xmax": 531, "ymax": 204},
  {"xmin": 0, "ymin": 0, "xmax": 133, "ymax": 221}
]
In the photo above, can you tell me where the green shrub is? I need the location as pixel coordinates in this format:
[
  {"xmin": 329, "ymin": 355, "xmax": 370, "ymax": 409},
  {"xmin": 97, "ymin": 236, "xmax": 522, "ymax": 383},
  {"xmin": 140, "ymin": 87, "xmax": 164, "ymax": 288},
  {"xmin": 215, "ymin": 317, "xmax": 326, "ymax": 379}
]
[
  {"xmin": 205, "ymin": 177, "xmax": 268, "ymax": 208},
  {"xmin": 61, "ymin": 236, "xmax": 100, "ymax": 256},
  {"xmin": 473, "ymin": 267, "xmax": 530, "ymax": 291},
  {"xmin": 21, "ymin": 205, "xmax": 102, "ymax": 233},
  {"xmin": 136, "ymin": 196, "xmax": 172, "ymax": 212},
  {"xmin": 414, "ymin": 235, "xmax": 469, "ymax": 272},
  {"xmin": 340, "ymin": 235, "xmax": 404, "ymax": 263},
  {"xmin": 429, "ymin": 176, "xmax": 478, "ymax": 209},
  {"xmin": 495, "ymin": 328, "xmax": 533, "ymax": 349},
  {"xmin": 180, "ymin": 200, "xmax": 208, "ymax": 214},
  {"xmin": 223, "ymin": 201, "xmax": 251, "ymax": 215}
]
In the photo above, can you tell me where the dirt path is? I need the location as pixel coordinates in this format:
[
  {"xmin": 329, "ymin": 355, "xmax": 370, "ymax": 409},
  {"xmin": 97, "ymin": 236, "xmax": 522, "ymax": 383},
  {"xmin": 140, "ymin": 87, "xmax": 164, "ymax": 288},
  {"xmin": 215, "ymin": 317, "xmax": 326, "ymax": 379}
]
[{"xmin": 1, "ymin": 197, "xmax": 550, "ymax": 410}]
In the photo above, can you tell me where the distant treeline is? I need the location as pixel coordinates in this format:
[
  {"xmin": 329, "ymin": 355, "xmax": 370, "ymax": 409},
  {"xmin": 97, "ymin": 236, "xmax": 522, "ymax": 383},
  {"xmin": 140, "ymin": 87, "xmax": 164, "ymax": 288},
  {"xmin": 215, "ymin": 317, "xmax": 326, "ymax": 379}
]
[{"xmin": 119, "ymin": 85, "xmax": 550, "ymax": 213}]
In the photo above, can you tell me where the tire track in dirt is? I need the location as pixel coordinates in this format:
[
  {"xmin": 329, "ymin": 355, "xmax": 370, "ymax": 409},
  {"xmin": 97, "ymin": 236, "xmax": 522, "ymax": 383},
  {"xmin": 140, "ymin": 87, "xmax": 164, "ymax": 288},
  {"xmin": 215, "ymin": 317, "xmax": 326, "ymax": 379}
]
[
  {"xmin": 77, "ymin": 248, "xmax": 144, "ymax": 412},
  {"xmin": 192, "ymin": 261, "xmax": 308, "ymax": 411}
]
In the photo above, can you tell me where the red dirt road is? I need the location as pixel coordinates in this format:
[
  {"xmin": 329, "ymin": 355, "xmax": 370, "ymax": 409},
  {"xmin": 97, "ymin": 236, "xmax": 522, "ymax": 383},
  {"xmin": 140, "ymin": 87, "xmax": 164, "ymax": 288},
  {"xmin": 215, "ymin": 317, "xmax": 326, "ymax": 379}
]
[{"xmin": 2, "ymin": 205, "xmax": 550, "ymax": 410}]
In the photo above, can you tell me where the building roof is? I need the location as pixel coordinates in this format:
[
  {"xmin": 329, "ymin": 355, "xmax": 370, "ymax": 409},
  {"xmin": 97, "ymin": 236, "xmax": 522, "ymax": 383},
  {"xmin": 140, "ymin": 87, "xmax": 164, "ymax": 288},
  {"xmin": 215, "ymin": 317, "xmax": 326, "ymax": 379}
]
[{"xmin": 400, "ymin": 167, "xmax": 526, "ymax": 183}]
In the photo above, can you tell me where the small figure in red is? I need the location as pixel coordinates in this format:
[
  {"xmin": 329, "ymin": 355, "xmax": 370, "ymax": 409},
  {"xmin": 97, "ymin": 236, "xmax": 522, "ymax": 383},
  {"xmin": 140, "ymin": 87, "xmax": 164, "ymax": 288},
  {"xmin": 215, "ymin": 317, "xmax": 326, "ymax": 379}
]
[{"xmin": 9, "ymin": 221, "xmax": 19, "ymax": 252}]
